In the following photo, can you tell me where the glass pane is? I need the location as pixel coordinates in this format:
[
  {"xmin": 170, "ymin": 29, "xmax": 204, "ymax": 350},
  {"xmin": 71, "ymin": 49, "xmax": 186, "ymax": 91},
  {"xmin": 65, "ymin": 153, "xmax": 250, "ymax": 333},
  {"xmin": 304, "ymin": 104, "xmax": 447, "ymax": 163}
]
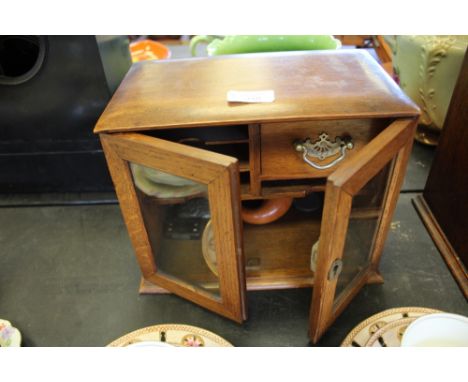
[
  {"xmin": 242, "ymin": 194, "xmax": 322, "ymax": 287},
  {"xmin": 334, "ymin": 161, "xmax": 393, "ymax": 300},
  {"xmin": 129, "ymin": 162, "xmax": 221, "ymax": 297}
]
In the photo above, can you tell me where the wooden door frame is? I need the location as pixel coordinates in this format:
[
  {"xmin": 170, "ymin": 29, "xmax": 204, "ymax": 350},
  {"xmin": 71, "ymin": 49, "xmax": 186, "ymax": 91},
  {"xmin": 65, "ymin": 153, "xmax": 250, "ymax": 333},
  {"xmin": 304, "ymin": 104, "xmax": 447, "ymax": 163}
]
[
  {"xmin": 100, "ymin": 132, "xmax": 247, "ymax": 322},
  {"xmin": 309, "ymin": 118, "xmax": 418, "ymax": 343}
]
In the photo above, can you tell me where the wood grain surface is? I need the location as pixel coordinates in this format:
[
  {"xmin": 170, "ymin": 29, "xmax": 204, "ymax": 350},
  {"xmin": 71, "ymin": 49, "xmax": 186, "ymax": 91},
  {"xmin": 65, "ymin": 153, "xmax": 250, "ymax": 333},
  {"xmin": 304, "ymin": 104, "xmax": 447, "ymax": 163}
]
[
  {"xmin": 95, "ymin": 50, "xmax": 418, "ymax": 134},
  {"xmin": 100, "ymin": 132, "xmax": 247, "ymax": 322}
]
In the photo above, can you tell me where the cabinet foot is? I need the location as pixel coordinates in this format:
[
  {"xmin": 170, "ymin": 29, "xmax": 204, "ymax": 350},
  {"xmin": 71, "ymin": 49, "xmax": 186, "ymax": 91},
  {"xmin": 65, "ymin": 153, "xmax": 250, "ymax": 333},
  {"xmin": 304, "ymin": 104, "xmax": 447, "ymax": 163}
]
[
  {"xmin": 139, "ymin": 277, "xmax": 172, "ymax": 294},
  {"xmin": 367, "ymin": 271, "xmax": 384, "ymax": 284}
]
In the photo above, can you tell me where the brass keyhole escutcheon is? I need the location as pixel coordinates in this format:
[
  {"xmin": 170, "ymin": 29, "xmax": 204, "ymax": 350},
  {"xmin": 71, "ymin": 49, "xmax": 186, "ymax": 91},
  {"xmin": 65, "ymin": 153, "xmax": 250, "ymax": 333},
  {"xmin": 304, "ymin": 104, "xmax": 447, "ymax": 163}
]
[{"xmin": 328, "ymin": 259, "xmax": 343, "ymax": 281}]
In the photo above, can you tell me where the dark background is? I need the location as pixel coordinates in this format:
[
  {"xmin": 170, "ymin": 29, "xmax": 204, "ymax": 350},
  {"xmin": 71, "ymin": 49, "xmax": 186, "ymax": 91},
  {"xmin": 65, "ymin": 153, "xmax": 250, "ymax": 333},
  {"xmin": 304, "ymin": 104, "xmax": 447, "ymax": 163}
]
[{"xmin": 0, "ymin": 35, "xmax": 132, "ymax": 193}]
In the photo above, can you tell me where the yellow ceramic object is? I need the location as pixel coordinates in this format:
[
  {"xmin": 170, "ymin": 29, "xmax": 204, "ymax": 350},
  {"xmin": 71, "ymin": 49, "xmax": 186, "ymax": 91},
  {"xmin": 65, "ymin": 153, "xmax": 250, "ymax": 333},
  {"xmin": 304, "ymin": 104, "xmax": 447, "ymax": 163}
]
[{"xmin": 386, "ymin": 35, "xmax": 468, "ymax": 145}]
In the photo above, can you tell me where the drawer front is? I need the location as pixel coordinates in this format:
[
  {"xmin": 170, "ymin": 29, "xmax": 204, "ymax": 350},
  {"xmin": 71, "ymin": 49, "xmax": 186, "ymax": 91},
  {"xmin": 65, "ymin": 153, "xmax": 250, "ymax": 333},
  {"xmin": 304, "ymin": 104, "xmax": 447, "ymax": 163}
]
[{"xmin": 260, "ymin": 119, "xmax": 390, "ymax": 180}]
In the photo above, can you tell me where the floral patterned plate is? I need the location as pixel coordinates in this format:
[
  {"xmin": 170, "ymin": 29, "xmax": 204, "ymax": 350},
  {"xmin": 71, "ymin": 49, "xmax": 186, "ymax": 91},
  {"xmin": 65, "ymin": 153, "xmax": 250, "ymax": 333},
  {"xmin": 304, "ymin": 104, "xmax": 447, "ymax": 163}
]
[
  {"xmin": 107, "ymin": 323, "xmax": 233, "ymax": 347},
  {"xmin": 0, "ymin": 319, "xmax": 21, "ymax": 347}
]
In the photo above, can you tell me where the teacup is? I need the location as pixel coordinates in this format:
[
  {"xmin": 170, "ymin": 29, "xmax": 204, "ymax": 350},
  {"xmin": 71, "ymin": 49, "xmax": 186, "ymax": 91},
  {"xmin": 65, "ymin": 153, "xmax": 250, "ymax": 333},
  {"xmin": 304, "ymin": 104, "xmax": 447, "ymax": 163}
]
[{"xmin": 401, "ymin": 313, "xmax": 468, "ymax": 347}]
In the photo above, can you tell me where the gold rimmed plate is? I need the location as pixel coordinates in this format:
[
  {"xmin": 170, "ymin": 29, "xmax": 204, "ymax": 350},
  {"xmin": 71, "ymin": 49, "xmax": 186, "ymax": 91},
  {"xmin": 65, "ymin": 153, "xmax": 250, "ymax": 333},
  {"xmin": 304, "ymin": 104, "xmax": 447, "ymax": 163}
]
[
  {"xmin": 341, "ymin": 307, "xmax": 442, "ymax": 347},
  {"xmin": 108, "ymin": 323, "xmax": 233, "ymax": 347}
]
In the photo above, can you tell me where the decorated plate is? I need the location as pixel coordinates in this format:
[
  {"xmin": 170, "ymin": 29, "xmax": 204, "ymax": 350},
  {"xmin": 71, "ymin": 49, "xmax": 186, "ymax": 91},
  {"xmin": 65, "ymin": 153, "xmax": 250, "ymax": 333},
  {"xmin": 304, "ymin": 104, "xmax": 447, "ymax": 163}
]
[
  {"xmin": 202, "ymin": 220, "xmax": 218, "ymax": 276},
  {"xmin": 0, "ymin": 319, "xmax": 21, "ymax": 347},
  {"xmin": 108, "ymin": 323, "xmax": 233, "ymax": 347},
  {"xmin": 341, "ymin": 307, "xmax": 442, "ymax": 347},
  {"xmin": 130, "ymin": 163, "xmax": 206, "ymax": 200}
]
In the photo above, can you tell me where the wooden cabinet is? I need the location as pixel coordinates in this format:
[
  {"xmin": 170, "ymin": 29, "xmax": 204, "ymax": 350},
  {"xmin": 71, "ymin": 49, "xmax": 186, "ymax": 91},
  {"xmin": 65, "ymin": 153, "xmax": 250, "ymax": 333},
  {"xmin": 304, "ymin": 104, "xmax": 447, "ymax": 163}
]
[
  {"xmin": 413, "ymin": 51, "xmax": 468, "ymax": 299},
  {"xmin": 95, "ymin": 50, "xmax": 419, "ymax": 343}
]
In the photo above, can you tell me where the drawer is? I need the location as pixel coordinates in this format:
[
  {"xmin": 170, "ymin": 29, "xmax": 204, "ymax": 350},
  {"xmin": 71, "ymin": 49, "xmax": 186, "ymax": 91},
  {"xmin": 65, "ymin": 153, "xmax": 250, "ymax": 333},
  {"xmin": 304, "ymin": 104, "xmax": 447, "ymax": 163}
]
[{"xmin": 260, "ymin": 119, "xmax": 390, "ymax": 180}]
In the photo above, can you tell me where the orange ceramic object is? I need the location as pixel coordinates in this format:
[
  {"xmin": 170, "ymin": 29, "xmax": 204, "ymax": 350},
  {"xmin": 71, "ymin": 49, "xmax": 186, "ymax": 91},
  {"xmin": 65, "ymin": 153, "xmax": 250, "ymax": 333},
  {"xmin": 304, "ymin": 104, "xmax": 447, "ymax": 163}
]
[
  {"xmin": 130, "ymin": 40, "xmax": 171, "ymax": 62},
  {"xmin": 241, "ymin": 197, "xmax": 293, "ymax": 225}
]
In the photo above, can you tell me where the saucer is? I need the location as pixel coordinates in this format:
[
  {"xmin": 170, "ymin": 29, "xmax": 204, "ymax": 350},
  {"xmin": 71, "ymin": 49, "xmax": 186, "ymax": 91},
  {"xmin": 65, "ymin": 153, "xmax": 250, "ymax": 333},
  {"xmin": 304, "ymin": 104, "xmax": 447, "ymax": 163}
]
[{"xmin": 341, "ymin": 307, "xmax": 441, "ymax": 347}]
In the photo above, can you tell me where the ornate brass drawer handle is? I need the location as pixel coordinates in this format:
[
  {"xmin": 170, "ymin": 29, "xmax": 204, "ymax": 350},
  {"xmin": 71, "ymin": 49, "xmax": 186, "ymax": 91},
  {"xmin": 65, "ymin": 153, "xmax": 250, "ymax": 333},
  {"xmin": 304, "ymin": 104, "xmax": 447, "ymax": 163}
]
[{"xmin": 293, "ymin": 133, "xmax": 354, "ymax": 170}]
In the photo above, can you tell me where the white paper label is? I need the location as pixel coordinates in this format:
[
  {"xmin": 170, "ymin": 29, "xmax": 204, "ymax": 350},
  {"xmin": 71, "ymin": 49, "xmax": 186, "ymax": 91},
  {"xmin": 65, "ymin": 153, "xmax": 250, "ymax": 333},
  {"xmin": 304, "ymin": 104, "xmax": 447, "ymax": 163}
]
[{"xmin": 226, "ymin": 90, "xmax": 275, "ymax": 103}]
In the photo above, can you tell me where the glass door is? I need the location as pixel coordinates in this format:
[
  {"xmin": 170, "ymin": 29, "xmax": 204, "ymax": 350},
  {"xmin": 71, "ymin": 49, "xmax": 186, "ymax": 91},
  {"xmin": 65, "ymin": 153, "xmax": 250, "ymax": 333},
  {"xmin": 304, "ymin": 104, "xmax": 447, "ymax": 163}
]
[
  {"xmin": 100, "ymin": 132, "xmax": 246, "ymax": 322},
  {"xmin": 309, "ymin": 118, "xmax": 417, "ymax": 343}
]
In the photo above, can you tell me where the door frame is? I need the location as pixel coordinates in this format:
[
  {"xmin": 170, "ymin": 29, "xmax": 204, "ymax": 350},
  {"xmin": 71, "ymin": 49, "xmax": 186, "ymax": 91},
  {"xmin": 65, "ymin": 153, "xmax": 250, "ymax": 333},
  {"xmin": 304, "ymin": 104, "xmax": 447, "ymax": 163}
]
[
  {"xmin": 100, "ymin": 132, "xmax": 247, "ymax": 322},
  {"xmin": 309, "ymin": 118, "xmax": 418, "ymax": 343}
]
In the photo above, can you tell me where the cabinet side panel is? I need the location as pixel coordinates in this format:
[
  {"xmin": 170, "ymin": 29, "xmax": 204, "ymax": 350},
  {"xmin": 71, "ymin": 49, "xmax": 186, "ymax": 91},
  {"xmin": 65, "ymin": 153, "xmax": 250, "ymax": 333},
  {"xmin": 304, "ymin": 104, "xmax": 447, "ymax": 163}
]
[{"xmin": 423, "ymin": 51, "xmax": 468, "ymax": 266}]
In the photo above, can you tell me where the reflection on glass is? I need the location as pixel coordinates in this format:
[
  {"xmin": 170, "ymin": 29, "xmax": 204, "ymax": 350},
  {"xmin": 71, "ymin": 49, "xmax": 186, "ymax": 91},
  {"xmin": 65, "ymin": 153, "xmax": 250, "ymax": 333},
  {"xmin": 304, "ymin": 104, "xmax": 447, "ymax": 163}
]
[
  {"xmin": 334, "ymin": 162, "xmax": 392, "ymax": 300},
  {"xmin": 130, "ymin": 163, "xmax": 220, "ymax": 297}
]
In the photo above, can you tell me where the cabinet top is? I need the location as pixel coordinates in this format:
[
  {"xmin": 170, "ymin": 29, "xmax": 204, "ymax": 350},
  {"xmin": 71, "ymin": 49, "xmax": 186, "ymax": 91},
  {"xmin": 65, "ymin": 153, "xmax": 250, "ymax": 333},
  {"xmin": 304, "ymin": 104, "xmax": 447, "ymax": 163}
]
[{"xmin": 94, "ymin": 50, "xmax": 419, "ymax": 134}]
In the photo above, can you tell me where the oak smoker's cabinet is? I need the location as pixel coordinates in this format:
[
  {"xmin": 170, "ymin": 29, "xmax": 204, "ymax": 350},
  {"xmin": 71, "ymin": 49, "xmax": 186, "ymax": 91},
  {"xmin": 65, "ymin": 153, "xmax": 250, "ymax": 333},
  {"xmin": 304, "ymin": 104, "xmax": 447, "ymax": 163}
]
[{"xmin": 95, "ymin": 50, "xmax": 419, "ymax": 343}]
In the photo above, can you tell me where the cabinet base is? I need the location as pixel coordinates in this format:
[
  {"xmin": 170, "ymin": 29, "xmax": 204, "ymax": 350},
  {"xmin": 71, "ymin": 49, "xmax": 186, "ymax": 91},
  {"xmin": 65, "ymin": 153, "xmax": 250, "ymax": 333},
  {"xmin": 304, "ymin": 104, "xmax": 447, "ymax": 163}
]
[
  {"xmin": 138, "ymin": 276, "xmax": 315, "ymax": 295},
  {"xmin": 139, "ymin": 272, "xmax": 385, "ymax": 295},
  {"xmin": 367, "ymin": 270, "xmax": 385, "ymax": 284},
  {"xmin": 139, "ymin": 278, "xmax": 171, "ymax": 294},
  {"xmin": 413, "ymin": 195, "xmax": 468, "ymax": 299}
]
